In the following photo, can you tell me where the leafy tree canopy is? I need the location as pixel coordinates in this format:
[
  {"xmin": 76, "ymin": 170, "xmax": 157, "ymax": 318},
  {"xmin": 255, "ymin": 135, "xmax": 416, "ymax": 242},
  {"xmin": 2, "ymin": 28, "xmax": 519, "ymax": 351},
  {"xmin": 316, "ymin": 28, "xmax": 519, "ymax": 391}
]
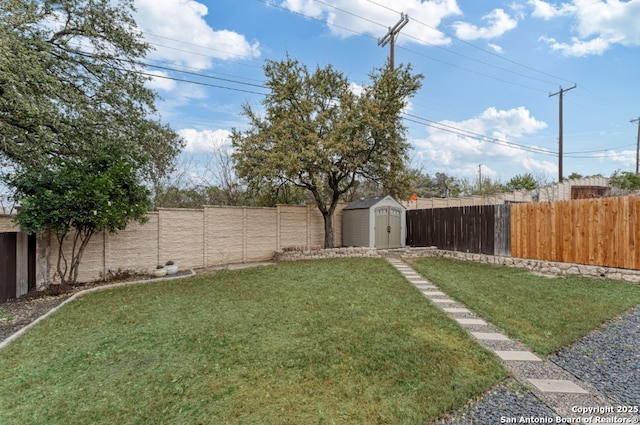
[
  {"xmin": 0, "ymin": 0, "xmax": 182, "ymax": 177},
  {"xmin": 409, "ymin": 170, "xmax": 463, "ymax": 198},
  {"xmin": 506, "ymin": 173, "xmax": 538, "ymax": 191},
  {"xmin": 610, "ymin": 170, "xmax": 640, "ymax": 191},
  {"xmin": 232, "ymin": 56, "xmax": 422, "ymax": 247},
  {"xmin": 7, "ymin": 149, "xmax": 152, "ymax": 284},
  {"xmin": 567, "ymin": 172, "xmax": 584, "ymax": 180}
]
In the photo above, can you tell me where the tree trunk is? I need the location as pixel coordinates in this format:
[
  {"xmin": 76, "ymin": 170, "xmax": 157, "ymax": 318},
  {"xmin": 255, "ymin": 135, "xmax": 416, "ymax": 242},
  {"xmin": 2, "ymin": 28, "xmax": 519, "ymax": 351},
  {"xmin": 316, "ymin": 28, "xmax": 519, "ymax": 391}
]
[{"xmin": 322, "ymin": 211, "xmax": 334, "ymax": 248}]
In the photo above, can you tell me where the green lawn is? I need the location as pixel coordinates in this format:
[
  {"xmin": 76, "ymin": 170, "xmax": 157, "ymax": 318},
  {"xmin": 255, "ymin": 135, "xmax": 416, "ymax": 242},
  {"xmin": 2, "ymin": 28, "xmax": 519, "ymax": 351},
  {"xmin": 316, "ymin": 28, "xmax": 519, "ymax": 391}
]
[
  {"xmin": 0, "ymin": 258, "xmax": 505, "ymax": 425},
  {"xmin": 410, "ymin": 257, "xmax": 640, "ymax": 355}
]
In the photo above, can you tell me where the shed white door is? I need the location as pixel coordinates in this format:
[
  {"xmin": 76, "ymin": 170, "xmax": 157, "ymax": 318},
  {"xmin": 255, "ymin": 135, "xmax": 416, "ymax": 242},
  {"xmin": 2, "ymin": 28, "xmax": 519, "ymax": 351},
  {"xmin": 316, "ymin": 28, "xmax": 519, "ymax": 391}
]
[{"xmin": 374, "ymin": 207, "xmax": 402, "ymax": 248}]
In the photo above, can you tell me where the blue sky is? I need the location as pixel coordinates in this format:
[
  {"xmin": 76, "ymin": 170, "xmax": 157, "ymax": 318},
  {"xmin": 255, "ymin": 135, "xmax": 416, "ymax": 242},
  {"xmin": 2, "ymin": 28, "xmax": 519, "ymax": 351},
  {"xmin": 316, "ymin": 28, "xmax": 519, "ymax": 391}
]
[{"xmin": 132, "ymin": 0, "xmax": 640, "ymax": 186}]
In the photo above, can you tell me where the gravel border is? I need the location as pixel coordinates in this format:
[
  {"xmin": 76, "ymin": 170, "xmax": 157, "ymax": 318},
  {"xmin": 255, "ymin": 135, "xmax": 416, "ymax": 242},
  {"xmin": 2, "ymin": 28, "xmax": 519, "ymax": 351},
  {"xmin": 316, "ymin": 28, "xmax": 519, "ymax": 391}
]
[
  {"xmin": 433, "ymin": 379, "xmax": 557, "ymax": 424},
  {"xmin": 435, "ymin": 303, "xmax": 640, "ymax": 424},
  {"xmin": 549, "ymin": 304, "xmax": 640, "ymax": 406}
]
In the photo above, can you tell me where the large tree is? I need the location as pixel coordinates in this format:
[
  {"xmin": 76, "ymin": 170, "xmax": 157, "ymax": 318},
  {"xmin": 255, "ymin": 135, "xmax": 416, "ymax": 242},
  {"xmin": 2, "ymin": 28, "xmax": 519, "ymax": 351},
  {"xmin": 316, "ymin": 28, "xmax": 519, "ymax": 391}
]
[
  {"xmin": 0, "ymin": 0, "xmax": 182, "ymax": 176},
  {"xmin": 7, "ymin": 149, "xmax": 152, "ymax": 285},
  {"xmin": 1, "ymin": 0, "xmax": 182, "ymax": 284},
  {"xmin": 232, "ymin": 57, "xmax": 422, "ymax": 248}
]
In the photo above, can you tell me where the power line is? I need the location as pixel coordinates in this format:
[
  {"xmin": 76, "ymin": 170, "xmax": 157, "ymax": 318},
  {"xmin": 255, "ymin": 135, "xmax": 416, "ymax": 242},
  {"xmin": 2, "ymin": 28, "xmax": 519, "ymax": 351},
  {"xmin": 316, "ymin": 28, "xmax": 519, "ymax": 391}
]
[
  {"xmin": 255, "ymin": 0, "xmax": 374, "ymax": 39},
  {"xmin": 142, "ymin": 62, "xmax": 268, "ymax": 89},
  {"xmin": 362, "ymin": 0, "xmax": 575, "ymax": 86},
  {"xmin": 307, "ymin": 0, "xmax": 562, "ymax": 89},
  {"xmin": 135, "ymin": 70, "xmax": 268, "ymax": 96},
  {"xmin": 403, "ymin": 113, "xmax": 556, "ymax": 156},
  {"xmin": 143, "ymin": 31, "xmax": 261, "ymax": 65},
  {"xmin": 267, "ymin": 0, "xmax": 557, "ymax": 93},
  {"xmin": 404, "ymin": 111, "xmax": 624, "ymax": 159},
  {"xmin": 399, "ymin": 45, "xmax": 549, "ymax": 93}
]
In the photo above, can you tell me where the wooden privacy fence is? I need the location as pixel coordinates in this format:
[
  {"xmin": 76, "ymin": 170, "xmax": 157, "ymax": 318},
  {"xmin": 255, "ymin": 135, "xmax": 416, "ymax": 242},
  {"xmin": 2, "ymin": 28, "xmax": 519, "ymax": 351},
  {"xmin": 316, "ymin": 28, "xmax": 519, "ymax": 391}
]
[
  {"xmin": 408, "ymin": 196, "xmax": 640, "ymax": 271},
  {"xmin": 511, "ymin": 196, "xmax": 640, "ymax": 270},
  {"xmin": 406, "ymin": 205, "xmax": 511, "ymax": 256}
]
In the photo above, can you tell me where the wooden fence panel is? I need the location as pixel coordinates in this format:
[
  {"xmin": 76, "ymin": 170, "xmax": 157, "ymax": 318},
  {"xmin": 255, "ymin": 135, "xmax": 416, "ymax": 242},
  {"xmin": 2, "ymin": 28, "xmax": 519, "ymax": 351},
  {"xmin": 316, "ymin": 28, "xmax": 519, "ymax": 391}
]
[
  {"xmin": 494, "ymin": 204, "xmax": 511, "ymax": 256},
  {"xmin": 406, "ymin": 205, "xmax": 507, "ymax": 255},
  {"xmin": 511, "ymin": 196, "xmax": 640, "ymax": 270}
]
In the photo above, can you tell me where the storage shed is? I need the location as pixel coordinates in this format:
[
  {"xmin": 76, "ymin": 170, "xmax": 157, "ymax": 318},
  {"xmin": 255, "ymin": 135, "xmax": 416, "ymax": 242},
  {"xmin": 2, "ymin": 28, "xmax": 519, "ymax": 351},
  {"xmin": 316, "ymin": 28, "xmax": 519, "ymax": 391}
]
[{"xmin": 342, "ymin": 195, "xmax": 406, "ymax": 249}]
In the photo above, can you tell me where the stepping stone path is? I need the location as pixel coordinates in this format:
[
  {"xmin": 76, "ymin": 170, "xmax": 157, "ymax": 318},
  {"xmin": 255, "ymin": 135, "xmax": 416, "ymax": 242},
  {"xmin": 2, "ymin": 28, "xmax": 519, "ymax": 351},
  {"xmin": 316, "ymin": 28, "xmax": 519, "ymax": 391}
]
[{"xmin": 386, "ymin": 258, "xmax": 639, "ymax": 421}]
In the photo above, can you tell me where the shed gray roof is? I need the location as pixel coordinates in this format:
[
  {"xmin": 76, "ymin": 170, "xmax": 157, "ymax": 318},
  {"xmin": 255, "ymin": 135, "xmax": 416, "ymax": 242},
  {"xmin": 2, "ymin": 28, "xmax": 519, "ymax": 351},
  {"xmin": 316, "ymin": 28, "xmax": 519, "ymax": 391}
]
[{"xmin": 344, "ymin": 195, "xmax": 390, "ymax": 210}]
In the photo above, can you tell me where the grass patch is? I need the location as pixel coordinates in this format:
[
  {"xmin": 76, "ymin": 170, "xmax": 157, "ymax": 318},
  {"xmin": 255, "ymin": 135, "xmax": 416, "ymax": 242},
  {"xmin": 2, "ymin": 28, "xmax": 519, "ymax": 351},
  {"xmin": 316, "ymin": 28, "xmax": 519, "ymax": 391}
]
[
  {"xmin": 0, "ymin": 309, "xmax": 13, "ymax": 323},
  {"xmin": 410, "ymin": 257, "xmax": 640, "ymax": 355},
  {"xmin": 0, "ymin": 258, "xmax": 505, "ymax": 425}
]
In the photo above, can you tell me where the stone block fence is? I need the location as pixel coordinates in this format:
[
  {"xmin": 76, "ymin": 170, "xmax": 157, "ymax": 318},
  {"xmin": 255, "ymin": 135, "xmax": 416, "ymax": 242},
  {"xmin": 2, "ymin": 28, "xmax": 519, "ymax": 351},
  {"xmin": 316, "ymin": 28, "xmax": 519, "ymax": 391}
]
[{"xmin": 1, "ymin": 203, "xmax": 345, "ymax": 287}]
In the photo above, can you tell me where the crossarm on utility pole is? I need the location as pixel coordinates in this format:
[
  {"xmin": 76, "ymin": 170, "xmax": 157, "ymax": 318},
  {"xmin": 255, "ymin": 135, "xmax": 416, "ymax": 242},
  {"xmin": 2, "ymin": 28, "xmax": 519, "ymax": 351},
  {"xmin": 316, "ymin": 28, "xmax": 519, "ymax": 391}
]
[{"xmin": 378, "ymin": 13, "xmax": 409, "ymax": 70}]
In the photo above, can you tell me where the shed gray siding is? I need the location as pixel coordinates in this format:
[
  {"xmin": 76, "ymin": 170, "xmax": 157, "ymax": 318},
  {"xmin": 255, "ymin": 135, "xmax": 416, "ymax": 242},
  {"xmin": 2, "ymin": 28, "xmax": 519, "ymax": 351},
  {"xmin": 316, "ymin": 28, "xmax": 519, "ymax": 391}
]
[
  {"xmin": 342, "ymin": 208, "xmax": 370, "ymax": 247},
  {"xmin": 342, "ymin": 195, "xmax": 406, "ymax": 248}
]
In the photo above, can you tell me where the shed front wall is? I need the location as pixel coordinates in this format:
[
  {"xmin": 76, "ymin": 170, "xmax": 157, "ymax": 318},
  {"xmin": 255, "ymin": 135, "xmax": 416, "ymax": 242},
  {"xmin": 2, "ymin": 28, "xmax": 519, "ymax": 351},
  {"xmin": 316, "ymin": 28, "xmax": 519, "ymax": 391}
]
[{"xmin": 367, "ymin": 198, "xmax": 406, "ymax": 248}]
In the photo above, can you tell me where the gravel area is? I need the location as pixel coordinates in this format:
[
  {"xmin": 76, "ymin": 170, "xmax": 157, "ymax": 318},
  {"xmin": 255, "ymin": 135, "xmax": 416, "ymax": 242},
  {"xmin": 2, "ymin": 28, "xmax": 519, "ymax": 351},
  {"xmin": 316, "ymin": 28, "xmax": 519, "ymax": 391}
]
[
  {"xmin": 436, "ymin": 304, "xmax": 640, "ymax": 424},
  {"xmin": 550, "ymin": 304, "xmax": 640, "ymax": 406},
  {"xmin": 434, "ymin": 380, "xmax": 557, "ymax": 425}
]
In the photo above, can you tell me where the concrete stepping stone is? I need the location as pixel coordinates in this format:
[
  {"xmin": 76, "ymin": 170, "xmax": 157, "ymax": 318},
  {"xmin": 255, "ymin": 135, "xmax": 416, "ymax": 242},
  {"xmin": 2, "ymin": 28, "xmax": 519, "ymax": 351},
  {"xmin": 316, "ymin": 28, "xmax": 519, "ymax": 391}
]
[
  {"xmin": 444, "ymin": 307, "xmax": 471, "ymax": 313},
  {"xmin": 429, "ymin": 298, "xmax": 455, "ymax": 304},
  {"xmin": 422, "ymin": 291, "xmax": 446, "ymax": 297},
  {"xmin": 527, "ymin": 379, "xmax": 588, "ymax": 394},
  {"xmin": 495, "ymin": 350, "xmax": 542, "ymax": 362},
  {"xmin": 471, "ymin": 332, "xmax": 509, "ymax": 341},
  {"xmin": 455, "ymin": 318, "xmax": 487, "ymax": 325}
]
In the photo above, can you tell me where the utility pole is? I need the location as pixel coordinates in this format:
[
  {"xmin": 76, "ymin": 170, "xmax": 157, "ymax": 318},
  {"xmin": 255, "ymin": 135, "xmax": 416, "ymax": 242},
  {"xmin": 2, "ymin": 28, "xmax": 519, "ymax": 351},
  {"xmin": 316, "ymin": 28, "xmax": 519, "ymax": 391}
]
[
  {"xmin": 478, "ymin": 164, "xmax": 483, "ymax": 194},
  {"xmin": 632, "ymin": 116, "xmax": 640, "ymax": 175},
  {"xmin": 549, "ymin": 84, "xmax": 576, "ymax": 182},
  {"xmin": 378, "ymin": 13, "xmax": 409, "ymax": 70}
]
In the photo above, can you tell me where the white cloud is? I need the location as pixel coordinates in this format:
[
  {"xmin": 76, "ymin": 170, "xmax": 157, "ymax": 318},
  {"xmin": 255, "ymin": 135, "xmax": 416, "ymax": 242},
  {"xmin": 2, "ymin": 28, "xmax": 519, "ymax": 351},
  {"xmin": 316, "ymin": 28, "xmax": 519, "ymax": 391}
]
[
  {"xmin": 280, "ymin": 0, "xmax": 325, "ymax": 18},
  {"xmin": 572, "ymin": 0, "xmax": 640, "ymax": 44},
  {"xmin": 476, "ymin": 106, "xmax": 548, "ymax": 136},
  {"xmin": 452, "ymin": 9, "xmax": 518, "ymax": 40},
  {"xmin": 279, "ymin": 0, "xmax": 462, "ymax": 46},
  {"xmin": 134, "ymin": 0, "xmax": 261, "ymax": 69},
  {"xmin": 595, "ymin": 149, "xmax": 636, "ymax": 168},
  {"xmin": 539, "ymin": 35, "xmax": 611, "ymax": 56},
  {"xmin": 531, "ymin": 0, "xmax": 640, "ymax": 56},
  {"xmin": 178, "ymin": 129, "xmax": 232, "ymax": 153},
  {"xmin": 528, "ymin": 0, "xmax": 575, "ymax": 19},
  {"xmin": 411, "ymin": 107, "xmax": 551, "ymax": 177},
  {"xmin": 145, "ymin": 70, "xmax": 177, "ymax": 91},
  {"xmin": 349, "ymin": 82, "xmax": 364, "ymax": 97},
  {"xmin": 488, "ymin": 43, "xmax": 504, "ymax": 53}
]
